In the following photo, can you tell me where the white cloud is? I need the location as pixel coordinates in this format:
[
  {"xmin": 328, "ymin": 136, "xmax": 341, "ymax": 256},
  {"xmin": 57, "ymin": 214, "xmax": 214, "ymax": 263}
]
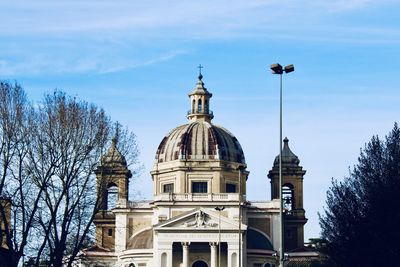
[
  {"xmin": 98, "ymin": 50, "xmax": 187, "ymax": 74},
  {"xmin": 0, "ymin": 0, "xmax": 394, "ymax": 35},
  {"xmin": 0, "ymin": 49, "xmax": 187, "ymax": 76},
  {"xmin": 1, "ymin": 0, "xmax": 399, "ymax": 76}
]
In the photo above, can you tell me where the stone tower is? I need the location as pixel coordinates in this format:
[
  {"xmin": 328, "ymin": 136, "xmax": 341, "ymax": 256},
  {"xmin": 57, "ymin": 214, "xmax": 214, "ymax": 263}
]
[
  {"xmin": 268, "ymin": 137, "xmax": 307, "ymax": 251},
  {"xmin": 93, "ymin": 138, "xmax": 132, "ymax": 250}
]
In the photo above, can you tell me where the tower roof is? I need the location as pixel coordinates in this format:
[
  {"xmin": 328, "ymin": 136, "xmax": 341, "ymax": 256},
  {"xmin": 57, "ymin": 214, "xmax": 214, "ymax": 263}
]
[
  {"xmin": 188, "ymin": 74, "xmax": 212, "ymax": 97},
  {"xmin": 101, "ymin": 138, "xmax": 127, "ymax": 166},
  {"xmin": 274, "ymin": 137, "xmax": 300, "ymax": 167}
]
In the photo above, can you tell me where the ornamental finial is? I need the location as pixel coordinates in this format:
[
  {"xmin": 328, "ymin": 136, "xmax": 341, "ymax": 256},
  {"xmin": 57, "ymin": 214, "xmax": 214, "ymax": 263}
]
[{"xmin": 197, "ymin": 64, "xmax": 203, "ymax": 80}]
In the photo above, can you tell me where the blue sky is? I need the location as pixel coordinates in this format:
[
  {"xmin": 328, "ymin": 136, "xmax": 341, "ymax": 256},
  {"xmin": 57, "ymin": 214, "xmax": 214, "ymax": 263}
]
[{"xmin": 1, "ymin": 0, "xmax": 400, "ymax": 240}]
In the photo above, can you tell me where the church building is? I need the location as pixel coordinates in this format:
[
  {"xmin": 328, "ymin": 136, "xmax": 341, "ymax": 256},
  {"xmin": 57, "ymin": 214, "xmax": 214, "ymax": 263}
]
[{"xmin": 77, "ymin": 73, "xmax": 313, "ymax": 267}]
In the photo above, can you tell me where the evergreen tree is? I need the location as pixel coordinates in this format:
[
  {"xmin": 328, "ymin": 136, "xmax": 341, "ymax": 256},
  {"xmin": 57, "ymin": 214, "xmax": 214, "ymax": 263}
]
[{"xmin": 319, "ymin": 123, "xmax": 400, "ymax": 266}]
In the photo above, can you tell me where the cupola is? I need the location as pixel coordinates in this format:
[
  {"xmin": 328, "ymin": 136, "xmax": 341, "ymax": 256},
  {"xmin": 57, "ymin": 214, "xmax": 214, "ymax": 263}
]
[{"xmin": 187, "ymin": 68, "xmax": 214, "ymax": 123}]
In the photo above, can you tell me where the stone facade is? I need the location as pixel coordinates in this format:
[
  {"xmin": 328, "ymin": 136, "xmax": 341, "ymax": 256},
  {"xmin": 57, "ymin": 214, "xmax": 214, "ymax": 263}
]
[{"xmin": 76, "ymin": 74, "xmax": 310, "ymax": 267}]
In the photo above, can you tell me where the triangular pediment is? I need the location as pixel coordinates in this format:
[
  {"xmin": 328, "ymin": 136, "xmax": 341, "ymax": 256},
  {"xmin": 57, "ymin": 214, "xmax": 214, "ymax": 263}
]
[{"xmin": 154, "ymin": 208, "xmax": 246, "ymax": 231}]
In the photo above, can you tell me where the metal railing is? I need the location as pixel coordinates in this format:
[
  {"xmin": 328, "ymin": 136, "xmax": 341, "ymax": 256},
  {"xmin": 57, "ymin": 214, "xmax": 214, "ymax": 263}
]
[
  {"xmin": 187, "ymin": 109, "xmax": 213, "ymax": 116},
  {"xmin": 154, "ymin": 193, "xmax": 245, "ymax": 202}
]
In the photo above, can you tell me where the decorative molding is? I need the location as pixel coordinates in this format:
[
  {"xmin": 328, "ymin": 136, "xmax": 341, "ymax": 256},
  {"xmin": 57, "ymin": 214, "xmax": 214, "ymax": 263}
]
[{"xmin": 183, "ymin": 210, "xmax": 217, "ymax": 228}]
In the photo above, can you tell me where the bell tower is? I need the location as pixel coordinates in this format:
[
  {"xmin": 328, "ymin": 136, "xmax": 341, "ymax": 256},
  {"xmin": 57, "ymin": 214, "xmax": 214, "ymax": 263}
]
[
  {"xmin": 268, "ymin": 137, "xmax": 307, "ymax": 251},
  {"xmin": 96, "ymin": 138, "xmax": 131, "ymax": 209},
  {"xmin": 93, "ymin": 138, "xmax": 132, "ymax": 250}
]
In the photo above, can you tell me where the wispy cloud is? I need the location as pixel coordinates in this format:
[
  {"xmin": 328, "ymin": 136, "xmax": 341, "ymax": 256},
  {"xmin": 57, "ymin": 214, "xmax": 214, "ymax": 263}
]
[
  {"xmin": 97, "ymin": 50, "xmax": 187, "ymax": 74},
  {"xmin": 1, "ymin": 0, "xmax": 399, "ymax": 76},
  {"xmin": 0, "ymin": 0, "xmax": 395, "ymax": 36},
  {"xmin": 0, "ymin": 47, "xmax": 187, "ymax": 76}
]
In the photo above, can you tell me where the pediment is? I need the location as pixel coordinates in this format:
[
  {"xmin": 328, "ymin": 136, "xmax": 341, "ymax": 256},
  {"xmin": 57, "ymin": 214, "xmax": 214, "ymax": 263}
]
[{"xmin": 154, "ymin": 208, "xmax": 246, "ymax": 231}]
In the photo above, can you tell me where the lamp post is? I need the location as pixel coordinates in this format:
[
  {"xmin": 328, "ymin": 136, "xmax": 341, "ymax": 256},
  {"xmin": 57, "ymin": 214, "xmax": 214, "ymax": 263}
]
[
  {"xmin": 236, "ymin": 164, "xmax": 246, "ymax": 267},
  {"xmin": 215, "ymin": 206, "xmax": 225, "ymax": 267},
  {"xmin": 270, "ymin": 63, "xmax": 294, "ymax": 267}
]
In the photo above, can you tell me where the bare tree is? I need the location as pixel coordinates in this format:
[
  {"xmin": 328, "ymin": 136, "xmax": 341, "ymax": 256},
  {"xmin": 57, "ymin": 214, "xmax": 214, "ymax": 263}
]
[
  {"xmin": 0, "ymin": 83, "xmax": 140, "ymax": 267},
  {"xmin": 31, "ymin": 91, "xmax": 139, "ymax": 267},
  {"xmin": 0, "ymin": 81, "xmax": 42, "ymax": 267}
]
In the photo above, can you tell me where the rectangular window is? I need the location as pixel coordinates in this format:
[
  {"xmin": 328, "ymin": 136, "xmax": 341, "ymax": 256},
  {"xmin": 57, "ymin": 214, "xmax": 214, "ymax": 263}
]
[
  {"xmin": 163, "ymin": 183, "xmax": 174, "ymax": 193},
  {"xmin": 226, "ymin": 183, "xmax": 237, "ymax": 193},
  {"xmin": 192, "ymin": 182, "xmax": 208, "ymax": 193},
  {"xmin": 108, "ymin": 228, "xmax": 113, "ymax": 236}
]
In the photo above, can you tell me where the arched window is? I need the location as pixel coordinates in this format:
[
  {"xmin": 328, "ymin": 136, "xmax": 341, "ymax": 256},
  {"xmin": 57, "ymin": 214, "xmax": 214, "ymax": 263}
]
[
  {"xmin": 246, "ymin": 228, "xmax": 273, "ymax": 250},
  {"xmin": 205, "ymin": 99, "xmax": 209, "ymax": 112},
  {"xmin": 128, "ymin": 263, "xmax": 136, "ymax": 267},
  {"xmin": 192, "ymin": 260, "xmax": 208, "ymax": 267},
  {"xmin": 192, "ymin": 99, "xmax": 195, "ymax": 113},
  {"xmin": 282, "ymin": 183, "xmax": 294, "ymax": 211},
  {"xmin": 107, "ymin": 184, "xmax": 118, "ymax": 210},
  {"xmin": 198, "ymin": 99, "xmax": 202, "ymax": 112}
]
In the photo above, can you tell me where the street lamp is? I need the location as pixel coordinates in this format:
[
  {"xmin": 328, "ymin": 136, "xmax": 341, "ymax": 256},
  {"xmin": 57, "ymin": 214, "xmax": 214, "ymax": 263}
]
[
  {"xmin": 215, "ymin": 206, "xmax": 225, "ymax": 267},
  {"xmin": 236, "ymin": 163, "xmax": 246, "ymax": 267},
  {"xmin": 270, "ymin": 63, "xmax": 295, "ymax": 267}
]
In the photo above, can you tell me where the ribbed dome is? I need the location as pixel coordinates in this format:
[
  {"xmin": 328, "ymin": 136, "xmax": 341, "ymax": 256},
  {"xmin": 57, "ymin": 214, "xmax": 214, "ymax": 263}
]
[
  {"xmin": 155, "ymin": 121, "xmax": 245, "ymax": 164},
  {"xmin": 127, "ymin": 229, "xmax": 153, "ymax": 249}
]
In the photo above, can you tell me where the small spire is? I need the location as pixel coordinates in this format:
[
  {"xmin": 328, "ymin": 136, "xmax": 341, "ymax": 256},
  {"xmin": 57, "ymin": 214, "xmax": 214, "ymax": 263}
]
[
  {"xmin": 111, "ymin": 137, "xmax": 117, "ymax": 148},
  {"xmin": 198, "ymin": 64, "xmax": 203, "ymax": 80},
  {"xmin": 283, "ymin": 137, "xmax": 289, "ymax": 146}
]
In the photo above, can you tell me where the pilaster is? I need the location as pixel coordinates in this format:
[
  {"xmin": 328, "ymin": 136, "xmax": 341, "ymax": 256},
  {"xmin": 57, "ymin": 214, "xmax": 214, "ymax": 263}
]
[
  {"xmin": 228, "ymin": 242, "xmax": 239, "ymax": 267},
  {"xmin": 114, "ymin": 213, "xmax": 127, "ymax": 252}
]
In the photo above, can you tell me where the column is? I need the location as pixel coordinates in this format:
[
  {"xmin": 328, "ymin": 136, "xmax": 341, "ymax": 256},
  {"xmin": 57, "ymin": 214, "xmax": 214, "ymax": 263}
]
[
  {"xmin": 182, "ymin": 242, "xmax": 190, "ymax": 267},
  {"xmin": 210, "ymin": 242, "xmax": 218, "ymax": 267}
]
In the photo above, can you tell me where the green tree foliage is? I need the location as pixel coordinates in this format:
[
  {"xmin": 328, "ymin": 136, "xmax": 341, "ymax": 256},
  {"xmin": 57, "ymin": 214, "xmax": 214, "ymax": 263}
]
[{"xmin": 319, "ymin": 123, "xmax": 400, "ymax": 266}]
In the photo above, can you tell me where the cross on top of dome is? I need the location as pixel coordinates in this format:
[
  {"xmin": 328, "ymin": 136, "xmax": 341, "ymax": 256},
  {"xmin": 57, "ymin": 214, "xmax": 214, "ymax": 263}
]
[{"xmin": 198, "ymin": 64, "xmax": 203, "ymax": 80}]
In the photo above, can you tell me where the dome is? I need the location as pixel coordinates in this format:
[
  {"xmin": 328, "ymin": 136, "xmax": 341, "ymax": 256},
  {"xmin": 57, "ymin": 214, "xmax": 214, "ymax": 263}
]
[
  {"xmin": 155, "ymin": 121, "xmax": 245, "ymax": 164},
  {"xmin": 127, "ymin": 228, "xmax": 153, "ymax": 249}
]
